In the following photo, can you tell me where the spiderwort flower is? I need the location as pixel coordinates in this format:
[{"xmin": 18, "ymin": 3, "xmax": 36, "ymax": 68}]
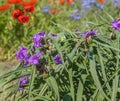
[
  {"xmin": 80, "ymin": 30, "xmax": 98, "ymax": 38},
  {"xmin": 28, "ymin": 52, "xmax": 43, "ymax": 65},
  {"xmin": 42, "ymin": 6, "xmax": 49, "ymax": 14},
  {"xmin": 69, "ymin": 13, "xmax": 80, "ymax": 20},
  {"xmin": 69, "ymin": 13, "xmax": 75, "ymax": 20},
  {"xmin": 81, "ymin": 0, "xmax": 92, "ymax": 11},
  {"xmin": 74, "ymin": 14, "xmax": 81, "ymax": 20},
  {"xmin": 54, "ymin": 54, "xmax": 62, "ymax": 64},
  {"xmin": 16, "ymin": 45, "xmax": 28, "ymax": 62},
  {"xmin": 96, "ymin": 3, "xmax": 104, "ymax": 9},
  {"xmin": 50, "ymin": 33, "xmax": 57, "ymax": 38},
  {"xmin": 33, "ymin": 31, "xmax": 45, "ymax": 48},
  {"xmin": 81, "ymin": 0, "xmax": 105, "ymax": 13},
  {"xmin": 69, "ymin": 9, "xmax": 81, "ymax": 20},
  {"xmin": 114, "ymin": 0, "xmax": 120, "ymax": 7},
  {"xmin": 24, "ymin": 56, "xmax": 30, "ymax": 67},
  {"xmin": 18, "ymin": 76, "xmax": 28, "ymax": 91},
  {"xmin": 111, "ymin": 19, "xmax": 120, "ymax": 31}
]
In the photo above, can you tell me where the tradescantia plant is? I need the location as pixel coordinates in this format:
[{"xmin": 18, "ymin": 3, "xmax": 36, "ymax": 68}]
[{"xmin": 0, "ymin": 18, "xmax": 120, "ymax": 101}]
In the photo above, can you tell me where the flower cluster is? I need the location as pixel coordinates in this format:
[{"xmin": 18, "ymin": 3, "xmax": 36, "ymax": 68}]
[
  {"xmin": 16, "ymin": 31, "xmax": 62, "ymax": 67},
  {"xmin": 0, "ymin": 3, "xmax": 10, "ymax": 12},
  {"xmin": 69, "ymin": 9, "xmax": 81, "ymax": 20},
  {"xmin": 0, "ymin": 0, "xmax": 37, "ymax": 23},
  {"xmin": 59, "ymin": 0, "xmax": 74, "ymax": 4},
  {"xmin": 81, "ymin": 0, "xmax": 105, "ymax": 14},
  {"xmin": 114, "ymin": 0, "xmax": 120, "ymax": 7},
  {"xmin": 16, "ymin": 45, "xmax": 42, "ymax": 66},
  {"xmin": 42, "ymin": 6, "xmax": 60, "ymax": 15},
  {"xmin": 42, "ymin": 0, "xmax": 74, "ymax": 15},
  {"xmin": 16, "ymin": 31, "xmax": 63, "ymax": 90},
  {"xmin": 16, "ymin": 18, "xmax": 120, "ymax": 90},
  {"xmin": 32, "ymin": 31, "xmax": 45, "ymax": 48},
  {"xmin": 42, "ymin": 0, "xmax": 108, "ymax": 20},
  {"xmin": 14, "ymin": 17, "xmax": 120, "ymax": 94}
]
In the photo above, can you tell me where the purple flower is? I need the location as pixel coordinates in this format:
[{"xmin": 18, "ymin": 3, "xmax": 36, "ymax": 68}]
[
  {"xmin": 16, "ymin": 45, "xmax": 28, "ymax": 62},
  {"xmin": 111, "ymin": 19, "xmax": 120, "ymax": 31},
  {"xmin": 42, "ymin": 6, "xmax": 50, "ymax": 14},
  {"xmin": 33, "ymin": 31, "xmax": 45, "ymax": 48},
  {"xmin": 18, "ymin": 88, "xmax": 24, "ymax": 91},
  {"xmin": 74, "ymin": 29, "xmax": 80, "ymax": 32},
  {"xmin": 80, "ymin": 30, "xmax": 98, "ymax": 38},
  {"xmin": 69, "ymin": 13, "xmax": 81, "ymax": 20},
  {"xmin": 69, "ymin": 13, "xmax": 74, "ymax": 20},
  {"xmin": 74, "ymin": 14, "xmax": 81, "ymax": 20},
  {"xmin": 18, "ymin": 76, "xmax": 28, "ymax": 91},
  {"xmin": 69, "ymin": 9, "xmax": 81, "ymax": 20},
  {"xmin": 20, "ymin": 76, "xmax": 27, "ymax": 85},
  {"xmin": 51, "ymin": 33, "xmax": 57, "ymax": 38},
  {"xmin": 81, "ymin": 0, "xmax": 105, "ymax": 13},
  {"xmin": 28, "ymin": 52, "xmax": 43, "ymax": 65},
  {"xmin": 54, "ymin": 54, "xmax": 62, "ymax": 64},
  {"xmin": 24, "ymin": 56, "xmax": 30, "ymax": 67},
  {"xmin": 114, "ymin": 0, "xmax": 120, "ymax": 7}
]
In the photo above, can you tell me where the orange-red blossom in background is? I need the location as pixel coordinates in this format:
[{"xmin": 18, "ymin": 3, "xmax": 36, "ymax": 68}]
[
  {"xmin": 98, "ymin": 0, "xmax": 105, "ymax": 3},
  {"xmin": 0, "ymin": 3, "xmax": 10, "ymax": 12},
  {"xmin": 7, "ymin": 0, "xmax": 22, "ymax": 4},
  {"xmin": 59, "ymin": 0, "xmax": 74, "ymax": 4},
  {"xmin": 0, "ymin": 0, "xmax": 38, "ymax": 23}
]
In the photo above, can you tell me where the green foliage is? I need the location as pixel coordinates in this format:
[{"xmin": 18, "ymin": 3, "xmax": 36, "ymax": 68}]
[
  {"xmin": 0, "ymin": 23, "xmax": 120, "ymax": 100},
  {"xmin": 0, "ymin": 0, "xmax": 120, "ymax": 101}
]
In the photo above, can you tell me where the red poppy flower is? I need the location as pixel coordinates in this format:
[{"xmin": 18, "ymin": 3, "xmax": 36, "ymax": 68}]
[
  {"xmin": 12, "ymin": 9, "xmax": 23, "ymax": 19},
  {"xmin": 98, "ymin": 0, "xmax": 105, "ymax": 3},
  {"xmin": 67, "ymin": 0, "xmax": 73, "ymax": 4},
  {"xmin": 18, "ymin": 15, "xmax": 29, "ymax": 23},
  {"xmin": 7, "ymin": 0, "xmax": 22, "ymax": 4},
  {"xmin": 59, "ymin": 0, "xmax": 65, "ymax": 4},
  {"xmin": 0, "ymin": 3, "xmax": 10, "ymax": 12},
  {"xmin": 20, "ymin": 0, "xmax": 37, "ymax": 6},
  {"xmin": 24, "ymin": 6, "xmax": 34, "ymax": 12},
  {"xmin": 50, "ymin": 9, "xmax": 57, "ymax": 14}
]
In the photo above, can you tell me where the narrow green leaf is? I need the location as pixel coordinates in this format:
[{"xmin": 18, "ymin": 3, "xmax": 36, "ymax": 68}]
[
  {"xmin": 76, "ymin": 80, "xmax": 83, "ymax": 101},
  {"xmin": 69, "ymin": 69, "xmax": 75, "ymax": 101},
  {"xmin": 46, "ymin": 76, "xmax": 60, "ymax": 101},
  {"xmin": 28, "ymin": 66, "xmax": 36, "ymax": 101}
]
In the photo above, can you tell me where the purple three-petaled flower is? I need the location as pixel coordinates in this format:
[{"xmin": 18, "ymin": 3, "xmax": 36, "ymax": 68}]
[
  {"xmin": 111, "ymin": 18, "xmax": 120, "ymax": 32},
  {"xmin": 54, "ymin": 54, "xmax": 62, "ymax": 64}
]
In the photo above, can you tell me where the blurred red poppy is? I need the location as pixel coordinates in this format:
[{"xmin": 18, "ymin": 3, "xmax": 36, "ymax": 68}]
[
  {"xmin": 67, "ymin": 0, "xmax": 73, "ymax": 4},
  {"xmin": 0, "ymin": 3, "xmax": 10, "ymax": 12},
  {"xmin": 12, "ymin": 9, "xmax": 23, "ymax": 19},
  {"xmin": 60, "ymin": 0, "xmax": 65, "ymax": 4},
  {"xmin": 7, "ymin": 0, "xmax": 22, "ymax": 4},
  {"xmin": 18, "ymin": 15, "xmax": 29, "ymax": 23},
  {"xmin": 98, "ymin": 0, "xmax": 105, "ymax": 3},
  {"xmin": 50, "ymin": 9, "xmax": 57, "ymax": 14},
  {"xmin": 24, "ymin": 6, "xmax": 34, "ymax": 12},
  {"xmin": 20, "ymin": 0, "xmax": 37, "ymax": 6}
]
